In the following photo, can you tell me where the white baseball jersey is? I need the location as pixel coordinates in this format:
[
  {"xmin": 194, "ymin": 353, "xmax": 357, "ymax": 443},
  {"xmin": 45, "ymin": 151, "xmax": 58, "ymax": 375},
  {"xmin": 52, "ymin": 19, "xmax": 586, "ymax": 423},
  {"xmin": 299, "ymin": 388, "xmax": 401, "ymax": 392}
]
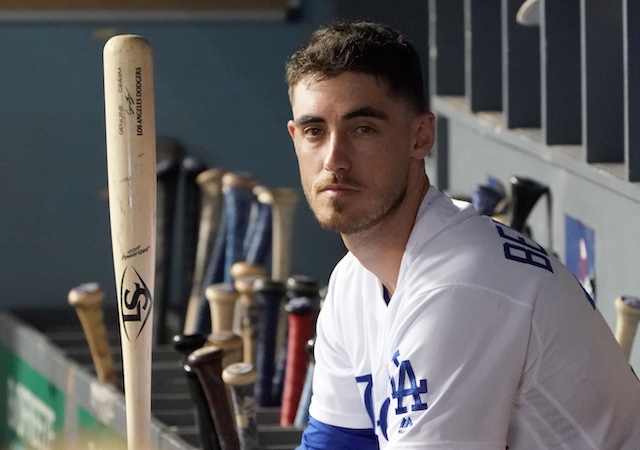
[{"xmin": 309, "ymin": 187, "xmax": 640, "ymax": 449}]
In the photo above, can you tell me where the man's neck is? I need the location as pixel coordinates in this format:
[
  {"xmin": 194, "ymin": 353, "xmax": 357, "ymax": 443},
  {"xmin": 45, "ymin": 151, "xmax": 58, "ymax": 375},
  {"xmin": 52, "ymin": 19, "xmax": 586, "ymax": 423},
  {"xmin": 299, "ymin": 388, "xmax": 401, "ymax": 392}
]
[{"xmin": 342, "ymin": 175, "xmax": 430, "ymax": 298}]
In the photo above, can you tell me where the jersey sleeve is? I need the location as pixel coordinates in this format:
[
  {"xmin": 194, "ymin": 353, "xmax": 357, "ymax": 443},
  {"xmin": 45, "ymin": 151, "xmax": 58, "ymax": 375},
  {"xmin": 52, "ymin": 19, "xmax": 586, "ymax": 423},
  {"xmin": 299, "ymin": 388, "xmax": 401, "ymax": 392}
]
[
  {"xmin": 307, "ymin": 287, "xmax": 375, "ymax": 429},
  {"xmin": 379, "ymin": 284, "xmax": 532, "ymax": 448}
]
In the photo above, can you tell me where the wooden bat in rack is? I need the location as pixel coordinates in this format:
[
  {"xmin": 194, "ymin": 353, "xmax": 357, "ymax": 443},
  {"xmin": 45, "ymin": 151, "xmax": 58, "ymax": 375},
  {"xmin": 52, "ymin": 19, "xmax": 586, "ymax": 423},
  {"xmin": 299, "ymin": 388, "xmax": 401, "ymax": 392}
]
[
  {"xmin": 257, "ymin": 187, "xmax": 299, "ymax": 282},
  {"xmin": 243, "ymin": 185, "xmax": 273, "ymax": 269},
  {"xmin": 253, "ymin": 278, "xmax": 287, "ymax": 407},
  {"xmin": 280, "ymin": 296, "xmax": 315, "ymax": 425},
  {"xmin": 254, "ymin": 188, "xmax": 298, "ymax": 408},
  {"xmin": 294, "ymin": 336, "xmax": 316, "ymax": 426},
  {"xmin": 173, "ymin": 333, "xmax": 221, "ymax": 450},
  {"xmin": 272, "ymin": 275, "xmax": 320, "ymax": 405},
  {"xmin": 67, "ymin": 283, "xmax": 116, "ymax": 384},
  {"xmin": 154, "ymin": 139, "xmax": 183, "ymax": 345},
  {"xmin": 192, "ymin": 171, "xmax": 256, "ymax": 335},
  {"xmin": 222, "ymin": 172, "xmax": 258, "ymax": 284},
  {"xmin": 176, "ymin": 155, "xmax": 206, "ymax": 332},
  {"xmin": 231, "ymin": 263, "xmax": 266, "ymax": 365},
  {"xmin": 188, "ymin": 346, "xmax": 241, "ymax": 450},
  {"xmin": 614, "ymin": 295, "xmax": 640, "ymax": 360},
  {"xmin": 206, "ymin": 282, "xmax": 239, "ymax": 334},
  {"xmin": 104, "ymin": 34, "xmax": 156, "ymax": 450},
  {"xmin": 183, "ymin": 168, "xmax": 226, "ymax": 334},
  {"xmin": 206, "ymin": 282, "xmax": 243, "ymax": 368},
  {"xmin": 222, "ymin": 362, "xmax": 260, "ymax": 450}
]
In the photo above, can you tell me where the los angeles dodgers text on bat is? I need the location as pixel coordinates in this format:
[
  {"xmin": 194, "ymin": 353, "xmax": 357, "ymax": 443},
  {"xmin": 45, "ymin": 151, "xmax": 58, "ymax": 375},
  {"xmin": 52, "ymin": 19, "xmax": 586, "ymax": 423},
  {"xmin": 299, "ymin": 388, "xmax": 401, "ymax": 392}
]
[{"xmin": 135, "ymin": 67, "xmax": 143, "ymax": 136}]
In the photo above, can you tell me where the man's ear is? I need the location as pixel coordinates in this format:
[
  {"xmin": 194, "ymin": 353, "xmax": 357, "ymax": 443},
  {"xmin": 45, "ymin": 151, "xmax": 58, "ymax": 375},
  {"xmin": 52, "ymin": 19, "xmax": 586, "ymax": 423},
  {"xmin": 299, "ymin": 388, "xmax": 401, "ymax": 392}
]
[
  {"xmin": 412, "ymin": 111, "xmax": 436, "ymax": 160},
  {"xmin": 287, "ymin": 119, "xmax": 296, "ymax": 141}
]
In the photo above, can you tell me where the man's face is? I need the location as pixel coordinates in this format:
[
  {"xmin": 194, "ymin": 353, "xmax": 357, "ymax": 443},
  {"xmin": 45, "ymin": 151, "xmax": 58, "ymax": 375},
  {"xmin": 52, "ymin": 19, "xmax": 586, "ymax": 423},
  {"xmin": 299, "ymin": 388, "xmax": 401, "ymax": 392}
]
[{"xmin": 287, "ymin": 72, "xmax": 429, "ymax": 235}]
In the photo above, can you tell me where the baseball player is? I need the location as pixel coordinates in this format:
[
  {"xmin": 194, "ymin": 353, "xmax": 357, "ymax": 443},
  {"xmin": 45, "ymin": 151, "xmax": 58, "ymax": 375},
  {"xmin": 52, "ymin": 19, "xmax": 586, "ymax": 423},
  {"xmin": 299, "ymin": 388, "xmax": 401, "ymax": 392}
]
[{"xmin": 285, "ymin": 20, "xmax": 640, "ymax": 449}]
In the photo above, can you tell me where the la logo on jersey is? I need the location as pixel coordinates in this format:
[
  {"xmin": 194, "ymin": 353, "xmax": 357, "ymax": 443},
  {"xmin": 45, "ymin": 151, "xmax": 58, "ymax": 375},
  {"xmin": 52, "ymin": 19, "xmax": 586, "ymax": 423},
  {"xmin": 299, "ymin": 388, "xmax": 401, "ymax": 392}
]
[{"xmin": 356, "ymin": 349, "xmax": 428, "ymax": 441}]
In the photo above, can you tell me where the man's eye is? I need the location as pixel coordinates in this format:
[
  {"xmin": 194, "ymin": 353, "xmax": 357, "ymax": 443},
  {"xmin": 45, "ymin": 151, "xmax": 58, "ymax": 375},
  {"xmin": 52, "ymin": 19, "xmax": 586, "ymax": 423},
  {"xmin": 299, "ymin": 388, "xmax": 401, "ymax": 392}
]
[
  {"xmin": 355, "ymin": 126, "xmax": 373, "ymax": 134},
  {"xmin": 304, "ymin": 127, "xmax": 322, "ymax": 136}
]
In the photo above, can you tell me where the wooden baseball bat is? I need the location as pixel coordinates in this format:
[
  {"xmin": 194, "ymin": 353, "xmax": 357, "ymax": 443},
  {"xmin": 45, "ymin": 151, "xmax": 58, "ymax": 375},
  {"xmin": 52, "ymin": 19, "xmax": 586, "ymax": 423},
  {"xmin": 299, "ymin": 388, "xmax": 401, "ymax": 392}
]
[
  {"xmin": 614, "ymin": 295, "xmax": 640, "ymax": 360},
  {"xmin": 222, "ymin": 362, "xmax": 260, "ymax": 450},
  {"xmin": 206, "ymin": 282, "xmax": 240, "ymax": 334},
  {"xmin": 175, "ymin": 155, "xmax": 206, "ymax": 331},
  {"xmin": 183, "ymin": 168, "xmax": 226, "ymax": 334},
  {"xmin": 272, "ymin": 275, "xmax": 320, "ymax": 406},
  {"xmin": 67, "ymin": 283, "xmax": 117, "ymax": 384},
  {"xmin": 208, "ymin": 330, "xmax": 244, "ymax": 369},
  {"xmin": 243, "ymin": 185, "xmax": 273, "ymax": 267},
  {"xmin": 155, "ymin": 139, "xmax": 184, "ymax": 345},
  {"xmin": 173, "ymin": 333, "xmax": 221, "ymax": 450},
  {"xmin": 280, "ymin": 296, "xmax": 315, "ymax": 425},
  {"xmin": 104, "ymin": 34, "xmax": 156, "ymax": 450},
  {"xmin": 294, "ymin": 337, "xmax": 316, "ymax": 426},
  {"xmin": 253, "ymin": 278, "xmax": 286, "ymax": 407},
  {"xmin": 183, "ymin": 363, "xmax": 222, "ymax": 450},
  {"xmin": 188, "ymin": 346, "xmax": 241, "ymax": 450},
  {"xmin": 231, "ymin": 263, "xmax": 266, "ymax": 365},
  {"xmin": 257, "ymin": 187, "xmax": 299, "ymax": 282},
  {"xmin": 192, "ymin": 171, "xmax": 256, "ymax": 335},
  {"xmin": 222, "ymin": 172, "xmax": 258, "ymax": 284}
]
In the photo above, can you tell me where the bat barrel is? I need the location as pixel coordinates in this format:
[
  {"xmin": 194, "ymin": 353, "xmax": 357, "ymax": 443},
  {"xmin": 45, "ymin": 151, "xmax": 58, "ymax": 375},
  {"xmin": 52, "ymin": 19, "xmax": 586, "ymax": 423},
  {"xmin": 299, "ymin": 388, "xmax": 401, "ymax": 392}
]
[
  {"xmin": 257, "ymin": 188, "xmax": 299, "ymax": 282},
  {"xmin": 222, "ymin": 172, "xmax": 258, "ymax": 284},
  {"xmin": 253, "ymin": 278, "xmax": 287, "ymax": 407},
  {"xmin": 614, "ymin": 296, "xmax": 640, "ymax": 360},
  {"xmin": 176, "ymin": 155, "xmax": 206, "ymax": 332},
  {"xmin": 222, "ymin": 362, "xmax": 260, "ymax": 450},
  {"xmin": 67, "ymin": 283, "xmax": 116, "ymax": 384},
  {"xmin": 243, "ymin": 186, "xmax": 273, "ymax": 268},
  {"xmin": 271, "ymin": 274, "xmax": 320, "ymax": 403},
  {"xmin": 280, "ymin": 296, "xmax": 315, "ymax": 425},
  {"xmin": 294, "ymin": 337, "xmax": 316, "ymax": 426},
  {"xmin": 183, "ymin": 168, "xmax": 227, "ymax": 332},
  {"xmin": 104, "ymin": 33, "xmax": 156, "ymax": 450},
  {"xmin": 206, "ymin": 282, "xmax": 239, "ymax": 334},
  {"xmin": 232, "ymin": 263, "xmax": 267, "ymax": 364}
]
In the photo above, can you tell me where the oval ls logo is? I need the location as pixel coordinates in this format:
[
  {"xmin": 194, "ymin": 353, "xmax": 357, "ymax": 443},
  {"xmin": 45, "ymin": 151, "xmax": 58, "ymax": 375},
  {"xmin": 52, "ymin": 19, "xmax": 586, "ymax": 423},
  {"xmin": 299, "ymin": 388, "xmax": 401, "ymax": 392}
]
[{"xmin": 119, "ymin": 265, "xmax": 153, "ymax": 342}]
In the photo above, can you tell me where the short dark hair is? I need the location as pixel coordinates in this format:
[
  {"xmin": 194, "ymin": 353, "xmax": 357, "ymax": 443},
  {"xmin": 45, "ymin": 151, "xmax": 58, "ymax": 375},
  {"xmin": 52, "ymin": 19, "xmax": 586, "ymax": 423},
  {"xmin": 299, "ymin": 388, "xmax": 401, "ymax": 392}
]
[{"xmin": 285, "ymin": 20, "xmax": 426, "ymax": 113}]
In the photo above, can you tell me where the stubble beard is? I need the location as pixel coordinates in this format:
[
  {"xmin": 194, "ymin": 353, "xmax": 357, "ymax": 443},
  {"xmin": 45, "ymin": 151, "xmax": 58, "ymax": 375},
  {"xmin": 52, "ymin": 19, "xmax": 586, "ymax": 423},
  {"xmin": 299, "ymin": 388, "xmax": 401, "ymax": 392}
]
[{"xmin": 304, "ymin": 170, "xmax": 409, "ymax": 236}]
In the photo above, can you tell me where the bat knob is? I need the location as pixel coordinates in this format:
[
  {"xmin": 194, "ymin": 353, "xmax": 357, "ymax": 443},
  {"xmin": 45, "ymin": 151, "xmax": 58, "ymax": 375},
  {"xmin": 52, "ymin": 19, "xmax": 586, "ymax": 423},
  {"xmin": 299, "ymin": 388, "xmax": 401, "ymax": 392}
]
[
  {"xmin": 222, "ymin": 171, "xmax": 257, "ymax": 192},
  {"xmin": 286, "ymin": 274, "xmax": 320, "ymax": 300},
  {"xmin": 231, "ymin": 262, "xmax": 265, "ymax": 286},
  {"xmin": 285, "ymin": 296, "xmax": 315, "ymax": 315},
  {"xmin": 172, "ymin": 333, "xmax": 208, "ymax": 358},
  {"xmin": 222, "ymin": 362, "xmax": 258, "ymax": 386},
  {"xmin": 68, "ymin": 282, "xmax": 103, "ymax": 306}
]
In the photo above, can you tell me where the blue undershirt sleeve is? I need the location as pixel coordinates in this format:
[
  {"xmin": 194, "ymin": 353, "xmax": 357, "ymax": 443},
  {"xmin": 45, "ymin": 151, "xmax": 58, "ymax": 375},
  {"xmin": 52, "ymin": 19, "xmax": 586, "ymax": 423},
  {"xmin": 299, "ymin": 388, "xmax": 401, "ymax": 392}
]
[{"xmin": 295, "ymin": 416, "xmax": 378, "ymax": 450}]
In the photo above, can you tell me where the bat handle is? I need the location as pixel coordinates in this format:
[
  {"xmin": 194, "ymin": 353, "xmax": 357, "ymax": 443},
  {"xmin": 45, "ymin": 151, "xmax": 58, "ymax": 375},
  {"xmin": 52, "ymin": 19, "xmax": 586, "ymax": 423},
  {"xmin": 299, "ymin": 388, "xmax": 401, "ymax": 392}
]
[
  {"xmin": 183, "ymin": 363, "xmax": 222, "ymax": 450},
  {"xmin": 294, "ymin": 338, "xmax": 316, "ymax": 426},
  {"xmin": 614, "ymin": 296, "xmax": 640, "ymax": 360},
  {"xmin": 280, "ymin": 296, "xmax": 314, "ymax": 425},
  {"xmin": 222, "ymin": 362, "xmax": 260, "ymax": 450},
  {"xmin": 67, "ymin": 283, "xmax": 116, "ymax": 384},
  {"xmin": 189, "ymin": 346, "xmax": 241, "ymax": 450}
]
